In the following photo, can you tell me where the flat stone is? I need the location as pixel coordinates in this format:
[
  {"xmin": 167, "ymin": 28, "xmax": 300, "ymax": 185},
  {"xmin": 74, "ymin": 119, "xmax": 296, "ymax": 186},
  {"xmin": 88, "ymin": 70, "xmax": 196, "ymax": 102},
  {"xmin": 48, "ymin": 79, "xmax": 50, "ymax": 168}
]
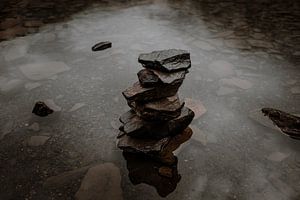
[
  {"xmin": 216, "ymin": 86, "xmax": 236, "ymax": 96},
  {"xmin": 118, "ymin": 127, "xmax": 193, "ymax": 165},
  {"xmin": 75, "ymin": 163, "xmax": 122, "ymax": 200},
  {"xmin": 27, "ymin": 136, "xmax": 50, "ymax": 146},
  {"xmin": 69, "ymin": 103, "xmax": 86, "ymax": 112},
  {"xmin": 291, "ymin": 86, "xmax": 300, "ymax": 94},
  {"xmin": 137, "ymin": 69, "xmax": 161, "ymax": 87},
  {"xmin": 219, "ymin": 77, "xmax": 253, "ymax": 90},
  {"xmin": 262, "ymin": 108, "xmax": 300, "ymax": 139},
  {"xmin": 267, "ymin": 152, "xmax": 290, "ymax": 162},
  {"xmin": 91, "ymin": 41, "xmax": 112, "ymax": 51},
  {"xmin": 25, "ymin": 82, "xmax": 41, "ymax": 91},
  {"xmin": 129, "ymin": 95, "xmax": 184, "ymax": 121},
  {"xmin": 184, "ymin": 98, "xmax": 206, "ymax": 120},
  {"xmin": 138, "ymin": 49, "xmax": 191, "ymax": 72},
  {"xmin": 122, "ymin": 81, "xmax": 182, "ymax": 103},
  {"xmin": 19, "ymin": 61, "xmax": 70, "ymax": 81},
  {"xmin": 44, "ymin": 165, "xmax": 91, "ymax": 189},
  {"xmin": 32, "ymin": 101, "xmax": 54, "ymax": 117},
  {"xmin": 119, "ymin": 107, "xmax": 194, "ymax": 139}
]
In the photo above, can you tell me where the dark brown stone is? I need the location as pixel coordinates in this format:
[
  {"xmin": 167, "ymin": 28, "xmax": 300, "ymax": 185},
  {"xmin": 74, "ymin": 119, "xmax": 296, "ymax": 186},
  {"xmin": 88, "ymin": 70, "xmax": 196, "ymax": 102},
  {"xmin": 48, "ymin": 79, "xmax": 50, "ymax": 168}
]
[
  {"xmin": 137, "ymin": 69, "xmax": 161, "ymax": 87},
  {"xmin": 122, "ymin": 80, "xmax": 183, "ymax": 104},
  {"xmin": 262, "ymin": 108, "xmax": 300, "ymax": 140},
  {"xmin": 32, "ymin": 101, "xmax": 54, "ymax": 117},
  {"xmin": 138, "ymin": 49, "xmax": 191, "ymax": 72},
  {"xmin": 117, "ymin": 127, "xmax": 193, "ymax": 165},
  {"xmin": 118, "ymin": 107, "xmax": 194, "ymax": 139},
  {"xmin": 129, "ymin": 95, "xmax": 185, "ymax": 121},
  {"xmin": 91, "ymin": 41, "xmax": 112, "ymax": 51}
]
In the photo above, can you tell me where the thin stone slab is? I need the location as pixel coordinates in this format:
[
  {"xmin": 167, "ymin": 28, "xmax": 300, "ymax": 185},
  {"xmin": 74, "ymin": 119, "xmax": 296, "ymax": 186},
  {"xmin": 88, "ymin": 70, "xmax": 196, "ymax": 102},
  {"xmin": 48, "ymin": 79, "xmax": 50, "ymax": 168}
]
[
  {"xmin": 129, "ymin": 95, "xmax": 185, "ymax": 121},
  {"xmin": 117, "ymin": 127, "xmax": 193, "ymax": 165},
  {"xmin": 137, "ymin": 68, "xmax": 187, "ymax": 88},
  {"xmin": 91, "ymin": 41, "xmax": 112, "ymax": 51},
  {"xmin": 138, "ymin": 49, "xmax": 191, "ymax": 72},
  {"xmin": 122, "ymin": 81, "xmax": 182, "ymax": 103},
  {"xmin": 262, "ymin": 108, "xmax": 300, "ymax": 140},
  {"xmin": 119, "ymin": 107, "xmax": 194, "ymax": 139}
]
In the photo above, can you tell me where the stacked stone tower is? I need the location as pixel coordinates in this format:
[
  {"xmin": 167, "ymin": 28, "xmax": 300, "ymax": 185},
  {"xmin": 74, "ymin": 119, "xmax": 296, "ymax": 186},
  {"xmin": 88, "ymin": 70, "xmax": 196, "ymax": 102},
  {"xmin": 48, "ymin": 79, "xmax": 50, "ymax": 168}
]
[{"xmin": 117, "ymin": 49, "xmax": 195, "ymax": 165}]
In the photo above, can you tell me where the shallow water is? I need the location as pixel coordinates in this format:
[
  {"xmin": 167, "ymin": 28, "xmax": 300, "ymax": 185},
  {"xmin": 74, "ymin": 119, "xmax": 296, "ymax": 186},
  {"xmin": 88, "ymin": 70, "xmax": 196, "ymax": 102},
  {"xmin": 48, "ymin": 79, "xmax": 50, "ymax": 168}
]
[{"xmin": 0, "ymin": 0, "xmax": 299, "ymax": 199}]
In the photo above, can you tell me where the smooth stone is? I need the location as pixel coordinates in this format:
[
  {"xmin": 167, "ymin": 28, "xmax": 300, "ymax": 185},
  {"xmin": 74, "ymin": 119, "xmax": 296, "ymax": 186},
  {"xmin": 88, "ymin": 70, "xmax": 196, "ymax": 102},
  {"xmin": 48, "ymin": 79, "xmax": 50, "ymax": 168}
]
[
  {"xmin": 28, "ymin": 122, "xmax": 40, "ymax": 132},
  {"xmin": 249, "ymin": 109, "xmax": 281, "ymax": 131},
  {"xmin": 129, "ymin": 95, "xmax": 184, "ymax": 121},
  {"xmin": 262, "ymin": 108, "xmax": 300, "ymax": 140},
  {"xmin": 138, "ymin": 49, "xmax": 191, "ymax": 72},
  {"xmin": 137, "ymin": 69, "xmax": 161, "ymax": 87},
  {"xmin": 32, "ymin": 101, "xmax": 54, "ymax": 117},
  {"xmin": 122, "ymin": 81, "xmax": 182, "ymax": 103},
  {"xmin": 208, "ymin": 60, "xmax": 235, "ymax": 77},
  {"xmin": 19, "ymin": 61, "xmax": 70, "ymax": 81},
  {"xmin": 69, "ymin": 103, "xmax": 86, "ymax": 112},
  {"xmin": 291, "ymin": 86, "xmax": 300, "ymax": 94},
  {"xmin": 123, "ymin": 152, "xmax": 181, "ymax": 197},
  {"xmin": 216, "ymin": 86, "xmax": 236, "ymax": 96},
  {"xmin": 119, "ymin": 107, "xmax": 194, "ymax": 139},
  {"xmin": 27, "ymin": 136, "xmax": 50, "ymax": 146},
  {"xmin": 75, "ymin": 163, "xmax": 122, "ymax": 200},
  {"xmin": 267, "ymin": 152, "xmax": 290, "ymax": 162},
  {"xmin": 219, "ymin": 77, "xmax": 253, "ymax": 90},
  {"xmin": 91, "ymin": 41, "xmax": 112, "ymax": 51},
  {"xmin": 184, "ymin": 98, "xmax": 207, "ymax": 120},
  {"xmin": 44, "ymin": 165, "xmax": 91, "ymax": 189},
  {"xmin": 25, "ymin": 82, "xmax": 41, "ymax": 91}
]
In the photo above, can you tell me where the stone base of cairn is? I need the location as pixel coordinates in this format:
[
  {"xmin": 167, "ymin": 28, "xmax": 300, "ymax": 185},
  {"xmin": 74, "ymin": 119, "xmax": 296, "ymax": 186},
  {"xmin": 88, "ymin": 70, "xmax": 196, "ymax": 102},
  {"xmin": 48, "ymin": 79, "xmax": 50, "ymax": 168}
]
[{"xmin": 117, "ymin": 49, "xmax": 195, "ymax": 166}]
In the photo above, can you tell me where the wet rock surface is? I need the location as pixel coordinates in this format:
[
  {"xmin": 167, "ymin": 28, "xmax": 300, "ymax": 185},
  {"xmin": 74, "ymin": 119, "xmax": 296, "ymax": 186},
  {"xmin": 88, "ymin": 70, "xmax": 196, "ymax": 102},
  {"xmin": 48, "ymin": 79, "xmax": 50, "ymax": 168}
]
[
  {"xmin": 91, "ymin": 41, "xmax": 112, "ymax": 51},
  {"xmin": 138, "ymin": 49, "xmax": 191, "ymax": 72},
  {"xmin": 32, "ymin": 101, "xmax": 54, "ymax": 117},
  {"xmin": 137, "ymin": 69, "xmax": 161, "ymax": 87}
]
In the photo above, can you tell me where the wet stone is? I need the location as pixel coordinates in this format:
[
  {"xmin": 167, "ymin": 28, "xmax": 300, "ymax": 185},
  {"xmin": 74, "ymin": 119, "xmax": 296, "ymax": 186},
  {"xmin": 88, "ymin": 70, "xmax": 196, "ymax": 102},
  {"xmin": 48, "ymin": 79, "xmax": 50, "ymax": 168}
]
[
  {"xmin": 262, "ymin": 108, "xmax": 300, "ymax": 140},
  {"xmin": 137, "ymin": 69, "xmax": 161, "ymax": 87},
  {"xmin": 117, "ymin": 127, "xmax": 193, "ymax": 165},
  {"xmin": 129, "ymin": 95, "xmax": 184, "ymax": 121},
  {"xmin": 119, "ymin": 107, "xmax": 194, "ymax": 139},
  {"xmin": 91, "ymin": 41, "xmax": 112, "ymax": 51},
  {"xmin": 158, "ymin": 166, "xmax": 173, "ymax": 178},
  {"xmin": 32, "ymin": 101, "xmax": 54, "ymax": 117},
  {"xmin": 122, "ymin": 81, "xmax": 183, "ymax": 103},
  {"xmin": 138, "ymin": 49, "xmax": 191, "ymax": 72}
]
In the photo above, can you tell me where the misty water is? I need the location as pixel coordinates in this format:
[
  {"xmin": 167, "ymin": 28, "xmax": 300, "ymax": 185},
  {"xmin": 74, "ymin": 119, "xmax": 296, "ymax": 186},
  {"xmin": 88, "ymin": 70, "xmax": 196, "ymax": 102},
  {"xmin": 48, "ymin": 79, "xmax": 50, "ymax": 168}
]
[{"xmin": 0, "ymin": 0, "xmax": 299, "ymax": 199}]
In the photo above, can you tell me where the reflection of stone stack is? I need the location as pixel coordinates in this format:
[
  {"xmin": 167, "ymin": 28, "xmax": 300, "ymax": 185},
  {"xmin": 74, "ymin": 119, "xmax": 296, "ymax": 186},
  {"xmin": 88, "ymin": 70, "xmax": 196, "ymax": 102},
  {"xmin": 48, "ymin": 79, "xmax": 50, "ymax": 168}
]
[{"xmin": 117, "ymin": 49, "xmax": 195, "ymax": 165}]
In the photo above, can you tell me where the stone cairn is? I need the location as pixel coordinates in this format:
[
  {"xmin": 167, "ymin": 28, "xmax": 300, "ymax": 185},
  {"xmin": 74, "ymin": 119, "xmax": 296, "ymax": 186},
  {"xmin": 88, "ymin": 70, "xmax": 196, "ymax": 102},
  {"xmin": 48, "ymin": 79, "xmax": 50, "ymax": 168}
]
[{"xmin": 117, "ymin": 49, "xmax": 195, "ymax": 166}]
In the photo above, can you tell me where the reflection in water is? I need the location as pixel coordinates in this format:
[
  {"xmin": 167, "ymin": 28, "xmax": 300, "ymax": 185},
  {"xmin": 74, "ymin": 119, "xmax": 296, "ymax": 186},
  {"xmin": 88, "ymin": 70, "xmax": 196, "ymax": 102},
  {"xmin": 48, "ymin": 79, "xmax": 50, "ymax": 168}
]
[{"xmin": 121, "ymin": 128, "xmax": 193, "ymax": 197}]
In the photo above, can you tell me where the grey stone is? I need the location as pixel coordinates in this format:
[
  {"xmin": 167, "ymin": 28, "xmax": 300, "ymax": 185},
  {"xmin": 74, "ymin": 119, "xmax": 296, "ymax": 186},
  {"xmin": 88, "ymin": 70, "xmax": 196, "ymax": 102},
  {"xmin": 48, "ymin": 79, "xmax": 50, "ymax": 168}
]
[
  {"xmin": 138, "ymin": 49, "xmax": 191, "ymax": 72},
  {"xmin": 137, "ymin": 69, "xmax": 161, "ymax": 87},
  {"xmin": 27, "ymin": 136, "xmax": 50, "ymax": 146},
  {"xmin": 75, "ymin": 163, "xmax": 122, "ymax": 200}
]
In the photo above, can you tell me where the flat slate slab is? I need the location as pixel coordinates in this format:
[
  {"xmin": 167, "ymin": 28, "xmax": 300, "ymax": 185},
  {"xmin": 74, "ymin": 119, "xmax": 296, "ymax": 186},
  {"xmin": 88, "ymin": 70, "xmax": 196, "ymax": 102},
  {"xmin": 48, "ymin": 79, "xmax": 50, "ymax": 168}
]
[
  {"xmin": 138, "ymin": 49, "xmax": 191, "ymax": 72},
  {"xmin": 137, "ymin": 68, "xmax": 187, "ymax": 88},
  {"xmin": 119, "ymin": 107, "xmax": 194, "ymax": 139},
  {"xmin": 117, "ymin": 127, "xmax": 193, "ymax": 165},
  {"xmin": 129, "ymin": 95, "xmax": 184, "ymax": 121},
  {"xmin": 122, "ymin": 81, "xmax": 182, "ymax": 103}
]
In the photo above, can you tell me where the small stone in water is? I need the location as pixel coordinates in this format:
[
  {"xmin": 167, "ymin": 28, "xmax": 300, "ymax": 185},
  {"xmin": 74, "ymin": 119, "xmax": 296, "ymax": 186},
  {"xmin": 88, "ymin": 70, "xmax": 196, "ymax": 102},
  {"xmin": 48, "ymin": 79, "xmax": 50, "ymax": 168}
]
[
  {"xmin": 32, "ymin": 101, "xmax": 54, "ymax": 117},
  {"xmin": 91, "ymin": 41, "xmax": 112, "ymax": 51}
]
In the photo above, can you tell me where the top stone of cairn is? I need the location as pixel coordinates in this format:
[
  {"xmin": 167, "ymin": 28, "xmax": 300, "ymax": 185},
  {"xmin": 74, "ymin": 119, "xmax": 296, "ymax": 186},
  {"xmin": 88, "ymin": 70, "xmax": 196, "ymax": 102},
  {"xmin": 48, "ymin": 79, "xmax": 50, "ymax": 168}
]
[{"xmin": 138, "ymin": 49, "xmax": 191, "ymax": 72}]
